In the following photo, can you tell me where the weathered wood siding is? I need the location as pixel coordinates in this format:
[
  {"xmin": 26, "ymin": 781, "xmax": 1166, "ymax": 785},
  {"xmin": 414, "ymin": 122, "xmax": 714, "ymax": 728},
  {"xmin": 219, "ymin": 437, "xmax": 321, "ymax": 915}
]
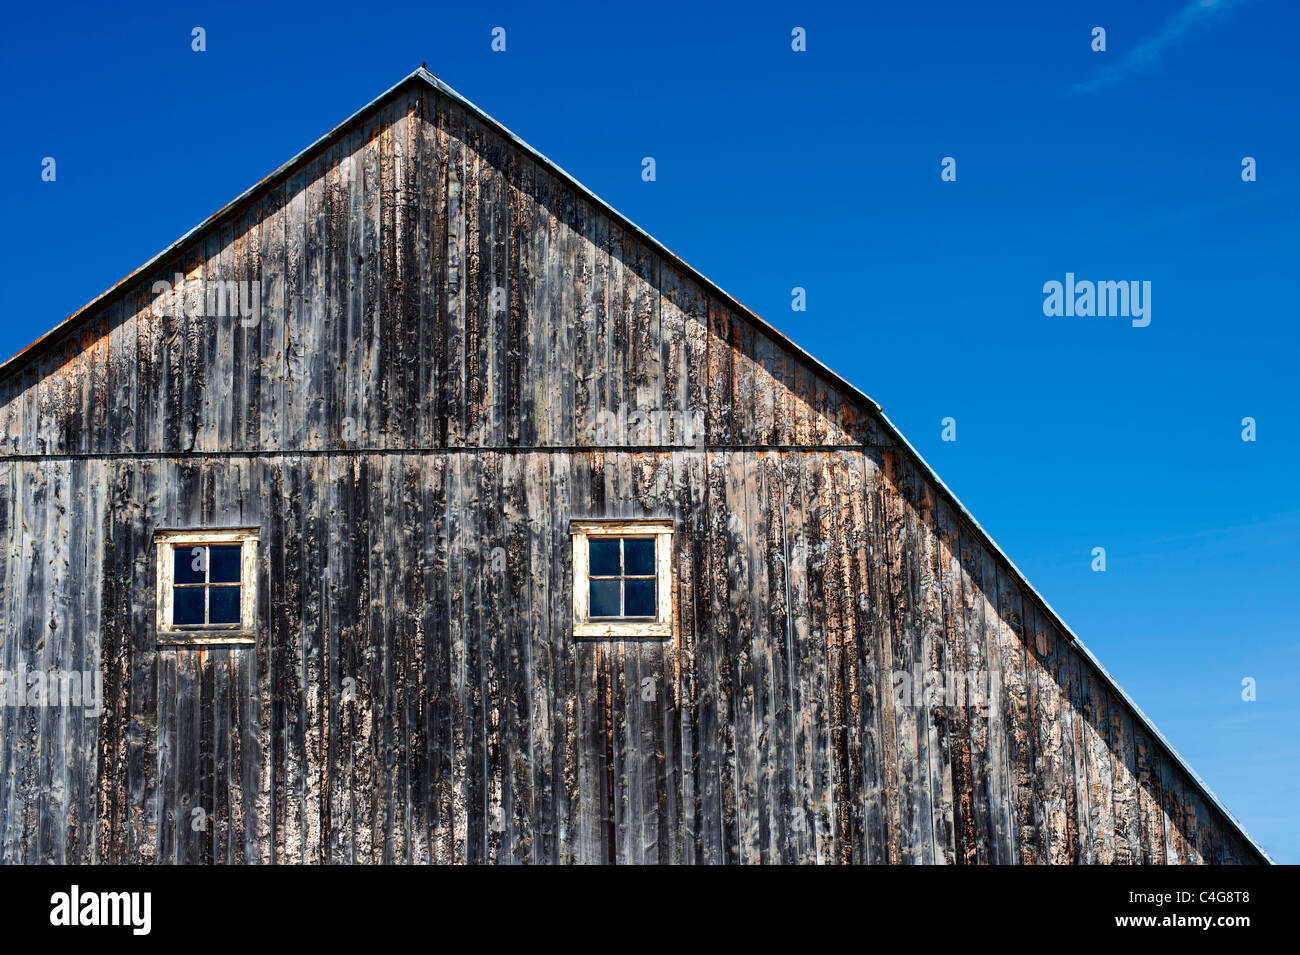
[{"xmin": 0, "ymin": 81, "xmax": 1263, "ymax": 863}]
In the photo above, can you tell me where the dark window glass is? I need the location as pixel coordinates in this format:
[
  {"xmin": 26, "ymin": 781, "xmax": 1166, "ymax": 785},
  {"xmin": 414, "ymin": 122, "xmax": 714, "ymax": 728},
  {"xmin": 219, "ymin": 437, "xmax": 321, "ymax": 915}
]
[
  {"xmin": 585, "ymin": 534, "xmax": 661, "ymax": 621},
  {"xmin": 590, "ymin": 579, "xmax": 621, "ymax": 617},
  {"xmin": 174, "ymin": 588, "xmax": 206, "ymax": 626},
  {"xmin": 175, "ymin": 546, "xmax": 206, "ymax": 584},
  {"xmin": 624, "ymin": 578, "xmax": 656, "ymax": 617},
  {"xmin": 589, "ymin": 538, "xmax": 621, "ymax": 576},
  {"xmin": 624, "ymin": 538, "xmax": 655, "ymax": 576},
  {"xmin": 209, "ymin": 587, "xmax": 241, "ymax": 624},
  {"xmin": 171, "ymin": 541, "xmax": 247, "ymax": 628},
  {"xmin": 209, "ymin": 545, "xmax": 241, "ymax": 583}
]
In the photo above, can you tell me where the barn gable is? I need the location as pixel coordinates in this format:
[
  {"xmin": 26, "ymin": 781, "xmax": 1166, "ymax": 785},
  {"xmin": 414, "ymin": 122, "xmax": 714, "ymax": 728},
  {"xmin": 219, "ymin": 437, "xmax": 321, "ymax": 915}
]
[
  {"xmin": 0, "ymin": 75, "xmax": 882, "ymax": 457},
  {"xmin": 0, "ymin": 69, "xmax": 1269, "ymax": 864}
]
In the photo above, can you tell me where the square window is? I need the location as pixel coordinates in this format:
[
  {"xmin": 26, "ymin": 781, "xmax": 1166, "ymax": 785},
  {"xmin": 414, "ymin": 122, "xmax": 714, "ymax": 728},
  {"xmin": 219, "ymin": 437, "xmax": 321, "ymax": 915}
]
[
  {"xmin": 155, "ymin": 528, "xmax": 259, "ymax": 646},
  {"xmin": 571, "ymin": 519, "xmax": 673, "ymax": 638}
]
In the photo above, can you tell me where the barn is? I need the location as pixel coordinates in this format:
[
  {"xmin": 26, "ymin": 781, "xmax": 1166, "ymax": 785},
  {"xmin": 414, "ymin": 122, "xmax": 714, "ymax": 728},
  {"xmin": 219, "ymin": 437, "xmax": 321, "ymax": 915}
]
[{"xmin": 0, "ymin": 68, "xmax": 1269, "ymax": 865}]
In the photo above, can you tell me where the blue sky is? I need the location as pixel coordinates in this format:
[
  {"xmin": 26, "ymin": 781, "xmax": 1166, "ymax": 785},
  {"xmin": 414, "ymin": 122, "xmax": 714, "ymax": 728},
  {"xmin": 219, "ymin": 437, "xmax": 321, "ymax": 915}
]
[{"xmin": 1, "ymin": 0, "xmax": 1296, "ymax": 861}]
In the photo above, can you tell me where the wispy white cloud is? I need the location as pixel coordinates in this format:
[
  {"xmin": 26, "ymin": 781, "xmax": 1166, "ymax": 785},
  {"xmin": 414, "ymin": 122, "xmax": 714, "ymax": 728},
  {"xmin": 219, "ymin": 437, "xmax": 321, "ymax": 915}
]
[{"xmin": 1073, "ymin": 0, "xmax": 1259, "ymax": 93}]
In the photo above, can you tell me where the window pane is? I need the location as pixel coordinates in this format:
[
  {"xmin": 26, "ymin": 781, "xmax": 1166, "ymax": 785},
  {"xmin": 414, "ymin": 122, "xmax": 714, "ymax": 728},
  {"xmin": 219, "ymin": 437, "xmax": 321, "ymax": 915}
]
[
  {"xmin": 175, "ymin": 546, "xmax": 207, "ymax": 584},
  {"xmin": 624, "ymin": 538, "xmax": 655, "ymax": 576},
  {"xmin": 625, "ymin": 578, "xmax": 656, "ymax": 617},
  {"xmin": 209, "ymin": 545, "xmax": 242, "ymax": 583},
  {"xmin": 590, "ymin": 579, "xmax": 621, "ymax": 617},
  {"xmin": 174, "ymin": 587, "xmax": 205, "ymax": 625},
  {"xmin": 209, "ymin": 586, "xmax": 241, "ymax": 624},
  {"xmin": 589, "ymin": 538, "xmax": 621, "ymax": 576}
]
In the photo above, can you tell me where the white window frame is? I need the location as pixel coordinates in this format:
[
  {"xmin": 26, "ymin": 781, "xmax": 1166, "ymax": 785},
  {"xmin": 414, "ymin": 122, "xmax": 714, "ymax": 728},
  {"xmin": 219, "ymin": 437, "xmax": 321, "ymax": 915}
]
[
  {"xmin": 570, "ymin": 519, "xmax": 673, "ymax": 638},
  {"xmin": 154, "ymin": 527, "xmax": 259, "ymax": 646}
]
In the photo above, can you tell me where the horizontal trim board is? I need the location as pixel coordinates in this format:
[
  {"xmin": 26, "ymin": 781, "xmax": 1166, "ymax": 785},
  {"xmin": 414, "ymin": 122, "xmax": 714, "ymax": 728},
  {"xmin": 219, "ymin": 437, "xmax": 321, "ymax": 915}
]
[
  {"xmin": 156, "ymin": 634, "xmax": 257, "ymax": 647},
  {"xmin": 573, "ymin": 623, "xmax": 672, "ymax": 639},
  {"xmin": 153, "ymin": 526, "xmax": 262, "ymax": 541},
  {"xmin": 0, "ymin": 444, "xmax": 885, "ymax": 463},
  {"xmin": 570, "ymin": 519, "xmax": 675, "ymax": 535}
]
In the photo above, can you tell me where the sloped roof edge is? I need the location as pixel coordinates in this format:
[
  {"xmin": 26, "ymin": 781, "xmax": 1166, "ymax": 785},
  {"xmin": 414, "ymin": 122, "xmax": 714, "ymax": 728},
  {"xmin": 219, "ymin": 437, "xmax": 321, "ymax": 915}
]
[
  {"xmin": 0, "ymin": 67, "xmax": 1271, "ymax": 863},
  {"xmin": 880, "ymin": 406, "xmax": 1273, "ymax": 864}
]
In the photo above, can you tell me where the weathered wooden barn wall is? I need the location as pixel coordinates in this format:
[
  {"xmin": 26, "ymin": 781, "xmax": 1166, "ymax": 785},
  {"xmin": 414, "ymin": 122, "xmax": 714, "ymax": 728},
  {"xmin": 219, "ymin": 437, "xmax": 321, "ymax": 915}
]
[{"xmin": 0, "ymin": 78, "xmax": 1265, "ymax": 864}]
